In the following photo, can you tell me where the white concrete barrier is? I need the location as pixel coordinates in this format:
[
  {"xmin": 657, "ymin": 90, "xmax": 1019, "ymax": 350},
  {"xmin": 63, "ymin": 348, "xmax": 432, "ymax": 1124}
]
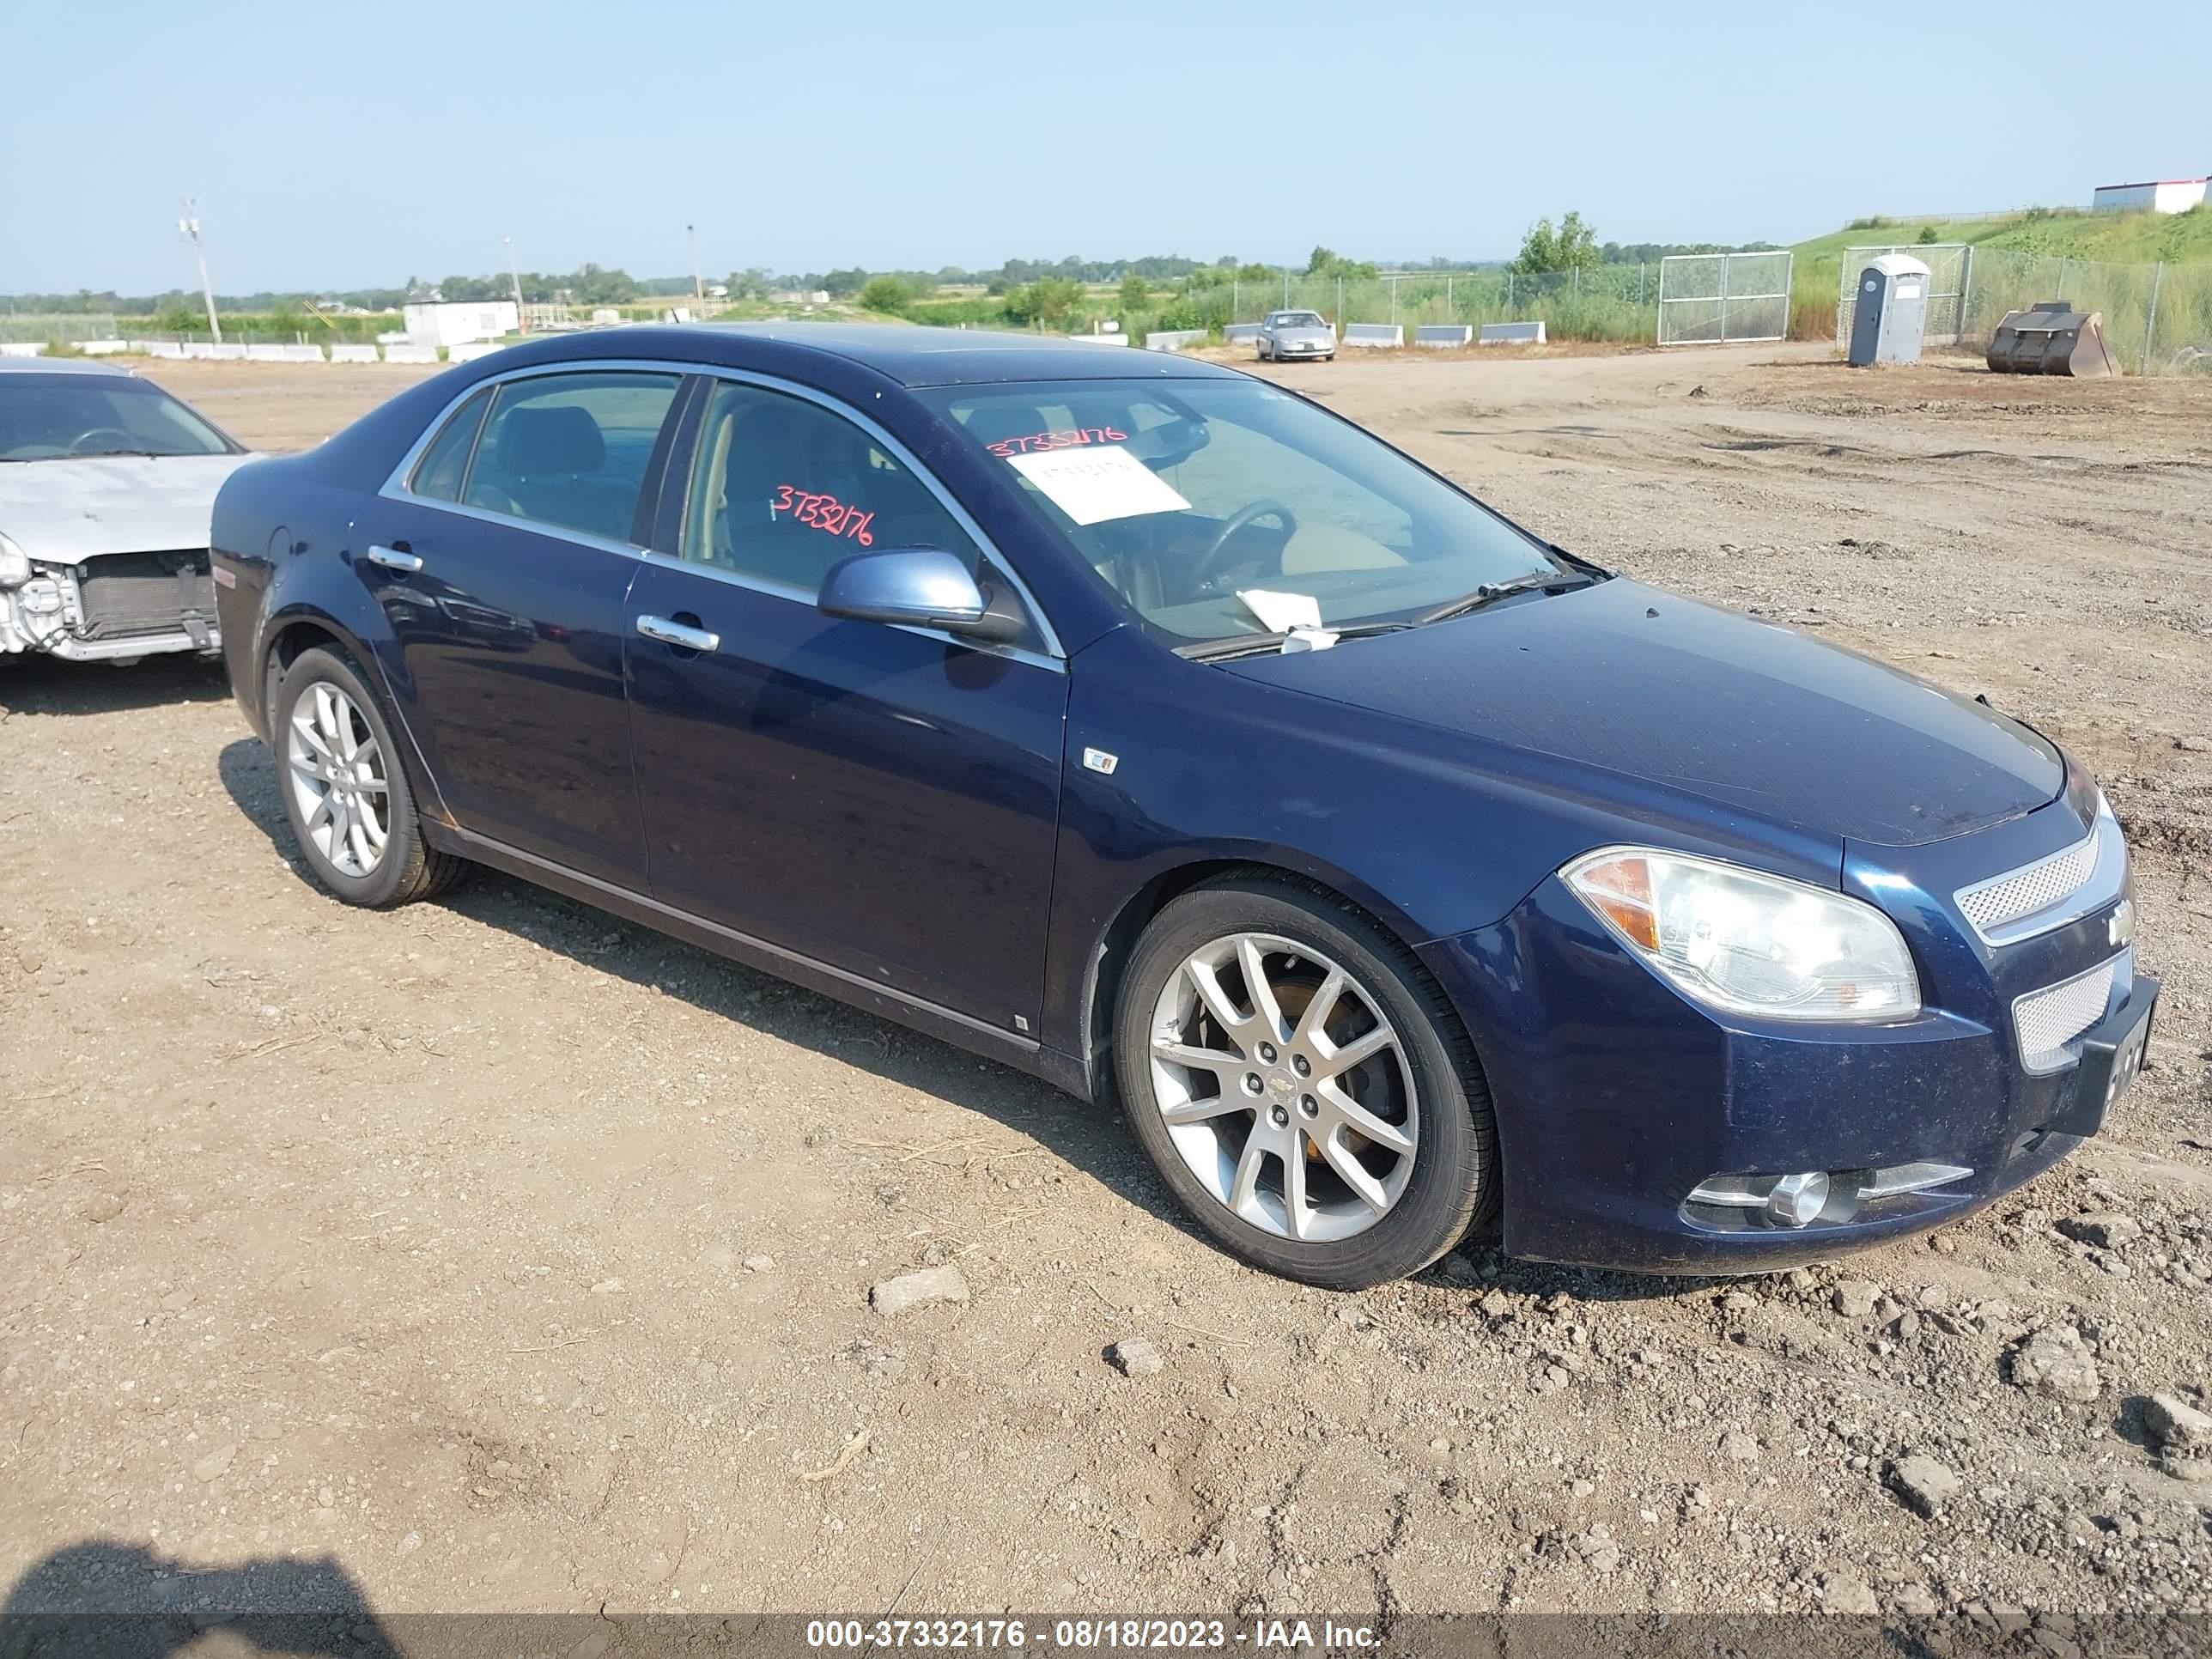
[
  {"xmin": 1068, "ymin": 333, "xmax": 1131, "ymax": 346},
  {"xmin": 447, "ymin": 341, "xmax": 504, "ymax": 363},
  {"xmin": 0, "ymin": 342, "xmax": 47, "ymax": 358},
  {"xmin": 79, "ymin": 339, "xmax": 130, "ymax": 356},
  {"xmin": 137, "ymin": 341, "xmax": 184, "ymax": 358},
  {"xmin": 180, "ymin": 342, "xmax": 218, "ymax": 359},
  {"xmin": 382, "ymin": 343, "xmax": 441, "ymax": 365},
  {"xmin": 244, "ymin": 343, "xmax": 289, "ymax": 362},
  {"xmin": 210, "ymin": 343, "xmax": 249, "ymax": 361},
  {"xmin": 1341, "ymin": 324, "xmax": 1403, "ymax": 349},
  {"xmin": 1221, "ymin": 324, "xmax": 1261, "ymax": 344},
  {"xmin": 280, "ymin": 343, "xmax": 325, "ymax": 362},
  {"xmin": 1144, "ymin": 330, "xmax": 1205, "ymax": 352},
  {"xmin": 1413, "ymin": 325, "xmax": 1474, "ymax": 348},
  {"xmin": 1479, "ymin": 321, "xmax": 1547, "ymax": 345},
  {"xmin": 329, "ymin": 343, "xmax": 380, "ymax": 364}
]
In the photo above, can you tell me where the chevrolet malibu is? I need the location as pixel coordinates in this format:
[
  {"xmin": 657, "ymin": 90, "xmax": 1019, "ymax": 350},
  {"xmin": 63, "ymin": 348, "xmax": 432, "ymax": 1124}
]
[
  {"xmin": 1, "ymin": 358, "xmax": 250, "ymax": 664},
  {"xmin": 210, "ymin": 325, "xmax": 2155, "ymax": 1289}
]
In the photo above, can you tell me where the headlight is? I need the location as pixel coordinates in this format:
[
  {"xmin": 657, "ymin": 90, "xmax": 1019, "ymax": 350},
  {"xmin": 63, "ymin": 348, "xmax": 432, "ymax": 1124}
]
[
  {"xmin": 1563, "ymin": 847, "xmax": 1921, "ymax": 1021},
  {"xmin": 0, "ymin": 533, "xmax": 29, "ymax": 587}
]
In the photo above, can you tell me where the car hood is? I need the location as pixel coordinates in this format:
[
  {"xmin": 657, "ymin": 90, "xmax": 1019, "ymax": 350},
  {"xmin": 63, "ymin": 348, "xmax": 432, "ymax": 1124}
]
[
  {"xmin": 0, "ymin": 453, "xmax": 255, "ymax": 560},
  {"xmin": 1273, "ymin": 328, "xmax": 1334, "ymax": 343},
  {"xmin": 1220, "ymin": 578, "xmax": 2063, "ymax": 847}
]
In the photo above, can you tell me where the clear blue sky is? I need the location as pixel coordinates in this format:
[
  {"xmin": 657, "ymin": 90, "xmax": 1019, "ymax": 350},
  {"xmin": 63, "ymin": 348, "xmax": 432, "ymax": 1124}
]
[{"xmin": 5, "ymin": 0, "xmax": 2207, "ymax": 294}]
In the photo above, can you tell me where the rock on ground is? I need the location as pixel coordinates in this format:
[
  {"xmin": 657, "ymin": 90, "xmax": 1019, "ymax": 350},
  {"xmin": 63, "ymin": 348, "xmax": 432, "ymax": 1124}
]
[
  {"xmin": 2142, "ymin": 1393, "xmax": 2212, "ymax": 1453},
  {"xmin": 1887, "ymin": 1454, "xmax": 1963, "ymax": 1517},
  {"xmin": 1105, "ymin": 1337, "xmax": 1164, "ymax": 1377},
  {"xmin": 2008, "ymin": 1326, "xmax": 2102, "ymax": 1402},
  {"xmin": 868, "ymin": 1264, "xmax": 969, "ymax": 1317}
]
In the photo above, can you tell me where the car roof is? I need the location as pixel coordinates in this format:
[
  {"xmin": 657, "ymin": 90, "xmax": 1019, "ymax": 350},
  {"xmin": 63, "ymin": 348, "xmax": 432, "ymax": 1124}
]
[
  {"xmin": 0, "ymin": 356, "xmax": 134, "ymax": 377},
  {"xmin": 592, "ymin": 322, "xmax": 1246, "ymax": 389}
]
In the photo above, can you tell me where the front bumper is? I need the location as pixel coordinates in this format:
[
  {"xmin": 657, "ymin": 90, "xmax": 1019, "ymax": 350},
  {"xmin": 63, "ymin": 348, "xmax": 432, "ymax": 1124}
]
[
  {"xmin": 1421, "ymin": 789, "xmax": 2148, "ymax": 1273},
  {"xmin": 0, "ymin": 556, "xmax": 222, "ymax": 661}
]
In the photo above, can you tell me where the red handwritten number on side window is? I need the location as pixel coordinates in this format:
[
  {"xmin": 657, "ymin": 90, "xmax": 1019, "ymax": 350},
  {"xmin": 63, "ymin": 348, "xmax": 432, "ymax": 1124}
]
[{"xmin": 770, "ymin": 484, "xmax": 874, "ymax": 548}]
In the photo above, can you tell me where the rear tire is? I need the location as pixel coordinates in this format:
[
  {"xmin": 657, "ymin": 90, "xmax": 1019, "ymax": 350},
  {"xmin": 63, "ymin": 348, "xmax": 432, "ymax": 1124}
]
[
  {"xmin": 1113, "ymin": 876, "xmax": 1499, "ymax": 1288},
  {"xmin": 271, "ymin": 646, "xmax": 468, "ymax": 908}
]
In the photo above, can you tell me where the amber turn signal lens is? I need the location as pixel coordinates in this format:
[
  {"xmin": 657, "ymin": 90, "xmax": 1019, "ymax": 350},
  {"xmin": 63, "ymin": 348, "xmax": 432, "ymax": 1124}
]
[{"xmin": 1575, "ymin": 854, "xmax": 1659, "ymax": 951}]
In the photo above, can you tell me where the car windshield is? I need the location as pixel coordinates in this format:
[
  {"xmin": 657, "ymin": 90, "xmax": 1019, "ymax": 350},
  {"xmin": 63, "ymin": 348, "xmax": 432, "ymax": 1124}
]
[
  {"xmin": 0, "ymin": 374, "xmax": 238, "ymax": 462},
  {"xmin": 921, "ymin": 377, "xmax": 1565, "ymax": 646},
  {"xmin": 1271, "ymin": 313, "xmax": 1324, "ymax": 328}
]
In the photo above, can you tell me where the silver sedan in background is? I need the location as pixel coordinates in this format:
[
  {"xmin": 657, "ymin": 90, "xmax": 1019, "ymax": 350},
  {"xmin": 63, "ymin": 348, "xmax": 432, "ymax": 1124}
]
[
  {"xmin": 1256, "ymin": 310, "xmax": 1336, "ymax": 362},
  {"xmin": 0, "ymin": 359, "xmax": 252, "ymax": 665}
]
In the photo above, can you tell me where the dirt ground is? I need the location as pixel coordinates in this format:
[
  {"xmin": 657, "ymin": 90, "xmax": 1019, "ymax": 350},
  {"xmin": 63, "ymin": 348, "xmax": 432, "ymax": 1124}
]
[{"xmin": 3, "ymin": 347, "xmax": 2209, "ymax": 1624}]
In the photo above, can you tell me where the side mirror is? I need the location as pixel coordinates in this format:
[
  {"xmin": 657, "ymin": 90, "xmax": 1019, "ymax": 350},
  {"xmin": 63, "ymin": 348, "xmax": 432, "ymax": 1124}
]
[{"xmin": 817, "ymin": 548, "xmax": 1026, "ymax": 644}]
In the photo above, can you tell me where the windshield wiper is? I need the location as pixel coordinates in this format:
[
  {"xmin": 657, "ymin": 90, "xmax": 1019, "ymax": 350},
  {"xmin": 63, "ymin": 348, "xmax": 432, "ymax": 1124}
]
[
  {"xmin": 1178, "ymin": 621, "xmax": 1411, "ymax": 663},
  {"xmin": 1415, "ymin": 569, "xmax": 1594, "ymax": 627}
]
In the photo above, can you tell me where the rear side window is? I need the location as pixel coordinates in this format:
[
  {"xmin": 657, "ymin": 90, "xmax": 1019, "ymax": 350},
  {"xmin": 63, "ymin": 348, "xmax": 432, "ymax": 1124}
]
[
  {"xmin": 459, "ymin": 371, "xmax": 681, "ymax": 544},
  {"xmin": 409, "ymin": 386, "xmax": 492, "ymax": 502}
]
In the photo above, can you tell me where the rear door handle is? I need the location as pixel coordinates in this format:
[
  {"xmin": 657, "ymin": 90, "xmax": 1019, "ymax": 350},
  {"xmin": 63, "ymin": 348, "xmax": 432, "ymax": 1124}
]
[
  {"xmin": 364, "ymin": 544, "xmax": 423, "ymax": 573},
  {"xmin": 635, "ymin": 614, "xmax": 720, "ymax": 653}
]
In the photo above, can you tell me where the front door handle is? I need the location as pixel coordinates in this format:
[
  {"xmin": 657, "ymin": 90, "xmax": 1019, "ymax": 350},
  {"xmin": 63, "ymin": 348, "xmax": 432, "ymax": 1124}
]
[
  {"xmin": 635, "ymin": 613, "xmax": 720, "ymax": 653},
  {"xmin": 364, "ymin": 544, "xmax": 423, "ymax": 573}
]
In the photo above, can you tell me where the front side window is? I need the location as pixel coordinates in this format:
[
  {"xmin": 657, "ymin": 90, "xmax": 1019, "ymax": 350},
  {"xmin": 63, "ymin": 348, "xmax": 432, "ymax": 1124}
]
[
  {"xmin": 0, "ymin": 374, "xmax": 239, "ymax": 462},
  {"xmin": 459, "ymin": 371, "xmax": 680, "ymax": 544},
  {"xmin": 920, "ymin": 378, "xmax": 1561, "ymax": 647},
  {"xmin": 681, "ymin": 380, "xmax": 982, "ymax": 598}
]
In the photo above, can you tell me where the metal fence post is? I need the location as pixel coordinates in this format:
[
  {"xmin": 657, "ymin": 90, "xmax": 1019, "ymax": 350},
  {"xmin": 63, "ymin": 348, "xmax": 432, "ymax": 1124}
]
[
  {"xmin": 1956, "ymin": 246, "xmax": 1974, "ymax": 346},
  {"xmin": 1336, "ymin": 275, "xmax": 1343, "ymax": 324},
  {"xmin": 2142, "ymin": 261, "xmax": 2164, "ymax": 375},
  {"xmin": 1507, "ymin": 270, "xmax": 1514, "ymax": 309},
  {"xmin": 1232, "ymin": 279, "xmax": 1238, "ymax": 320}
]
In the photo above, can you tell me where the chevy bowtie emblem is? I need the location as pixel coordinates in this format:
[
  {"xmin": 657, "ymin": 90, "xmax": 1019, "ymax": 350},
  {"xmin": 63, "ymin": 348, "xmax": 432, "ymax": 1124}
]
[{"xmin": 2109, "ymin": 898, "xmax": 2134, "ymax": 949}]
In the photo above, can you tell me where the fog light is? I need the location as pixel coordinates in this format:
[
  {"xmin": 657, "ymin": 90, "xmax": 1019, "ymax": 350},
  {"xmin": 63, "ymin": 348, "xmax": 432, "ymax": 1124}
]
[{"xmin": 1765, "ymin": 1171, "xmax": 1830, "ymax": 1228}]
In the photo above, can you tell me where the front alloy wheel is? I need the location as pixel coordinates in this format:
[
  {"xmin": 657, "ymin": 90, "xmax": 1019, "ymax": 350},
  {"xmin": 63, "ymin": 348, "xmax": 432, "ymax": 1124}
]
[
  {"xmin": 1115, "ymin": 878, "xmax": 1498, "ymax": 1288},
  {"xmin": 1148, "ymin": 933, "xmax": 1418, "ymax": 1243}
]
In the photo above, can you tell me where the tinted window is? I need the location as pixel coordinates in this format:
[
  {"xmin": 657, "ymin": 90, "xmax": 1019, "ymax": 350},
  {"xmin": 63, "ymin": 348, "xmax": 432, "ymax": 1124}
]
[
  {"xmin": 462, "ymin": 371, "xmax": 680, "ymax": 544},
  {"xmin": 409, "ymin": 386, "xmax": 492, "ymax": 502},
  {"xmin": 681, "ymin": 381, "xmax": 981, "ymax": 598},
  {"xmin": 0, "ymin": 374, "xmax": 236, "ymax": 461}
]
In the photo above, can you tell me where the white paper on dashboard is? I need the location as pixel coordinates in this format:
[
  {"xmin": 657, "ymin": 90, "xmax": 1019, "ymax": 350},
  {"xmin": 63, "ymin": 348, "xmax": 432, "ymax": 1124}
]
[
  {"xmin": 1234, "ymin": 588, "xmax": 1324, "ymax": 633},
  {"xmin": 1006, "ymin": 446, "xmax": 1191, "ymax": 526}
]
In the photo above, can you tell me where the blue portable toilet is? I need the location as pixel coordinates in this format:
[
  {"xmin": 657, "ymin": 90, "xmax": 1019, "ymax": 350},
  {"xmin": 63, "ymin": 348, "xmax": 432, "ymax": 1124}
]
[{"xmin": 1847, "ymin": 254, "xmax": 1930, "ymax": 367}]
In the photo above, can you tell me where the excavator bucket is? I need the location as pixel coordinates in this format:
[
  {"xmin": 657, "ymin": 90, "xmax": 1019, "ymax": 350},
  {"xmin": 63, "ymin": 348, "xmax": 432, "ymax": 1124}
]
[{"xmin": 1986, "ymin": 301, "xmax": 2120, "ymax": 377}]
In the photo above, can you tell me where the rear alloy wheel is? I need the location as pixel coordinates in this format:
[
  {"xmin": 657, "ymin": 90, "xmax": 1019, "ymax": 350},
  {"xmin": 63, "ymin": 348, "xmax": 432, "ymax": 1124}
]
[
  {"xmin": 272, "ymin": 646, "xmax": 467, "ymax": 908},
  {"xmin": 1115, "ymin": 878, "xmax": 1498, "ymax": 1287}
]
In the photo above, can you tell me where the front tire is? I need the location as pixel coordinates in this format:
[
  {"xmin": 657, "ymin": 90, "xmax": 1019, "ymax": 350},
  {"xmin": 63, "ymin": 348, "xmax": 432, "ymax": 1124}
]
[
  {"xmin": 271, "ymin": 646, "xmax": 466, "ymax": 908},
  {"xmin": 1113, "ymin": 877, "xmax": 1499, "ymax": 1288}
]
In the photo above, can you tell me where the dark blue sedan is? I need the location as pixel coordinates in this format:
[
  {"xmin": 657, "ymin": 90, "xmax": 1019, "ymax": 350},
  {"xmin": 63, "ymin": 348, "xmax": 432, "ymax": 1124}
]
[{"xmin": 210, "ymin": 325, "xmax": 2155, "ymax": 1288}]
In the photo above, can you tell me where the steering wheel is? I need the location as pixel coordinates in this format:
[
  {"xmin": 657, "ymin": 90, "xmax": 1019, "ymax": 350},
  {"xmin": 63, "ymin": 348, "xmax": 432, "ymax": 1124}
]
[
  {"xmin": 69, "ymin": 428, "xmax": 140, "ymax": 455},
  {"xmin": 1184, "ymin": 500, "xmax": 1299, "ymax": 596}
]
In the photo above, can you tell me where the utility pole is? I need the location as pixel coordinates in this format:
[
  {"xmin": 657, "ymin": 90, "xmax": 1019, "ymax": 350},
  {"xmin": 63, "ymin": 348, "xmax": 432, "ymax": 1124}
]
[
  {"xmin": 178, "ymin": 197, "xmax": 222, "ymax": 343},
  {"xmin": 689, "ymin": 224, "xmax": 703, "ymax": 305},
  {"xmin": 504, "ymin": 236, "xmax": 526, "ymax": 331}
]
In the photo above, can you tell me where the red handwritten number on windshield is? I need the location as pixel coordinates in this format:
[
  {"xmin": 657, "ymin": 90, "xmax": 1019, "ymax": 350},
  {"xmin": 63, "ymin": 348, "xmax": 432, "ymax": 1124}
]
[
  {"xmin": 985, "ymin": 426, "xmax": 1127, "ymax": 459},
  {"xmin": 771, "ymin": 484, "xmax": 874, "ymax": 548}
]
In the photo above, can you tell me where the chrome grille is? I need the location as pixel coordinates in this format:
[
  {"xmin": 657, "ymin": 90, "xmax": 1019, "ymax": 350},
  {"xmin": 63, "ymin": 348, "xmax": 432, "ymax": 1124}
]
[
  {"xmin": 1954, "ymin": 801, "xmax": 2124, "ymax": 947},
  {"xmin": 2014, "ymin": 951, "xmax": 2124, "ymax": 1074}
]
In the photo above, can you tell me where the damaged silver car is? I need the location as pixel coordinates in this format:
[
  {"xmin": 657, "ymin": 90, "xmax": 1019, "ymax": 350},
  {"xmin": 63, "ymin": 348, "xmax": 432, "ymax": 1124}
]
[{"xmin": 0, "ymin": 359, "xmax": 253, "ymax": 664}]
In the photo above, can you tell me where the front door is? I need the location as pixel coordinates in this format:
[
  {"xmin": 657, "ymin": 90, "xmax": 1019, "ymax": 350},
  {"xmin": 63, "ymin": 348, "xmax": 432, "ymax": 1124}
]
[
  {"xmin": 623, "ymin": 377, "xmax": 1066, "ymax": 1033},
  {"xmin": 355, "ymin": 368, "xmax": 683, "ymax": 885}
]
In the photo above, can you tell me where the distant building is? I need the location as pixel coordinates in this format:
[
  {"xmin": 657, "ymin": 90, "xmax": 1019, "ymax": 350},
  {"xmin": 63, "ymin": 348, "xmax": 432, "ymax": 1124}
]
[
  {"xmin": 401, "ymin": 300, "xmax": 520, "ymax": 346},
  {"xmin": 2091, "ymin": 177, "xmax": 2209, "ymax": 214}
]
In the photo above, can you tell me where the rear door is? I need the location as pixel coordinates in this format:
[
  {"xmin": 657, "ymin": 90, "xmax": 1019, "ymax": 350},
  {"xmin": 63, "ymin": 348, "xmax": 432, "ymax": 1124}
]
[
  {"xmin": 623, "ymin": 374, "xmax": 1068, "ymax": 1033},
  {"xmin": 354, "ymin": 367, "xmax": 684, "ymax": 886}
]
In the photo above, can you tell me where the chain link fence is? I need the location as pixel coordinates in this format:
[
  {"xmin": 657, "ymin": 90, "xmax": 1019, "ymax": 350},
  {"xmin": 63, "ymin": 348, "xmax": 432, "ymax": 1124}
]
[
  {"xmin": 0, "ymin": 313, "xmax": 120, "ymax": 345},
  {"xmin": 1198, "ymin": 266, "xmax": 1663, "ymax": 344},
  {"xmin": 1657, "ymin": 252, "xmax": 1794, "ymax": 345}
]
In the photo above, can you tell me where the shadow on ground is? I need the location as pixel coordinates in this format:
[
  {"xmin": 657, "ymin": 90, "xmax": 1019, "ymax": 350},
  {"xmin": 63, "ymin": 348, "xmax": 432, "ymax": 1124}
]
[
  {"xmin": 0, "ymin": 656, "xmax": 231, "ymax": 719},
  {"xmin": 0, "ymin": 1540, "xmax": 398, "ymax": 1656},
  {"xmin": 216, "ymin": 734, "xmax": 1702, "ymax": 1307}
]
